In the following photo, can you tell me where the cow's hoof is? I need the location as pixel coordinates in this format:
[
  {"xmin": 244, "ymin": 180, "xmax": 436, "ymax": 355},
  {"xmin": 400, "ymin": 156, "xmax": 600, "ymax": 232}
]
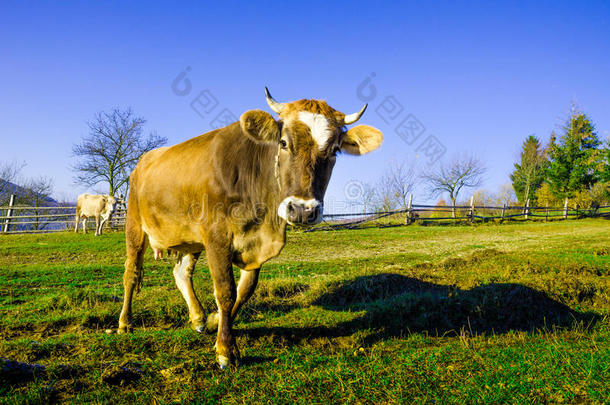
[
  {"xmin": 206, "ymin": 312, "xmax": 219, "ymax": 333},
  {"xmin": 191, "ymin": 320, "xmax": 205, "ymax": 333},
  {"xmin": 117, "ymin": 325, "xmax": 131, "ymax": 334},
  {"xmin": 218, "ymin": 355, "xmax": 230, "ymax": 370},
  {"xmin": 217, "ymin": 348, "xmax": 240, "ymax": 370}
]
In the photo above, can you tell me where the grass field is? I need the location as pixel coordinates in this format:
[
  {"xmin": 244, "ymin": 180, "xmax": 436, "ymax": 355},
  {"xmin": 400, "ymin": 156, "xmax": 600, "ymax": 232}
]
[{"xmin": 1, "ymin": 219, "xmax": 609, "ymax": 403}]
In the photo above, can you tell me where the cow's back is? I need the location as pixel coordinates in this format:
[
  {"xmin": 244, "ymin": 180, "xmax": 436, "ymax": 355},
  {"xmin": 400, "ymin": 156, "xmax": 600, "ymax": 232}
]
[
  {"xmin": 128, "ymin": 122, "xmax": 278, "ymax": 254},
  {"xmin": 77, "ymin": 194, "xmax": 106, "ymax": 216},
  {"xmin": 128, "ymin": 133, "xmax": 220, "ymax": 251}
]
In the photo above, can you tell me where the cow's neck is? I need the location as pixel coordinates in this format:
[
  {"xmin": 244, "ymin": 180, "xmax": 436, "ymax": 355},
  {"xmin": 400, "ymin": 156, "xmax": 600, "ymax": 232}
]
[
  {"xmin": 212, "ymin": 126, "xmax": 287, "ymax": 269},
  {"xmin": 218, "ymin": 125, "xmax": 287, "ymax": 234}
]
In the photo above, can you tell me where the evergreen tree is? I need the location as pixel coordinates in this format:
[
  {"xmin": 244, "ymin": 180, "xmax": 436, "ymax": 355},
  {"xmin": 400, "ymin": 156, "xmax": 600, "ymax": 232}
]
[
  {"xmin": 510, "ymin": 135, "xmax": 547, "ymax": 203},
  {"xmin": 598, "ymin": 137, "xmax": 610, "ymax": 183},
  {"xmin": 546, "ymin": 111, "xmax": 602, "ymax": 198}
]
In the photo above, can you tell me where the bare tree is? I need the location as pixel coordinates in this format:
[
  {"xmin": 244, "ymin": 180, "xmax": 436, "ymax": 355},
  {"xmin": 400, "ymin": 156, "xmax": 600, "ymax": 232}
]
[
  {"xmin": 422, "ymin": 154, "xmax": 487, "ymax": 217},
  {"xmin": 496, "ymin": 183, "xmax": 517, "ymax": 207},
  {"xmin": 0, "ymin": 161, "xmax": 26, "ymax": 205},
  {"xmin": 375, "ymin": 161, "xmax": 418, "ymax": 211},
  {"xmin": 18, "ymin": 176, "xmax": 54, "ymax": 230},
  {"xmin": 72, "ymin": 108, "xmax": 167, "ymax": 196},
  {"xmin": 360, "ymin": 183, "xmax": 377, "ymax": 214},
  {"xmin": 0, "ymin": 163, "xmax": 55, "ymax": 230},
  {"xmin": 375, "ymin": 175, "xmax": 398, "ymax": 212},
  {"xmin": 347, "ymin": 181, "xmax": 377, "ymax": 214},
  {"xmin": 472, "ymin": 189, "xmax": 496, "ymax": 206}
]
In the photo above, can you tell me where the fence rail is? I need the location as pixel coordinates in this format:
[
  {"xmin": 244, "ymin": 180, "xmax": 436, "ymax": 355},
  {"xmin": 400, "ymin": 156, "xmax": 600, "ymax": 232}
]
[
  {"xmin": 0, "ymin": 194, "xmax": 126, "ymax": 234},
  {"xmin": 308, "ymin": 195, "xmax": 610, "ymax": 232},
  {"xmin": 1, "ymin": 193, "xmax": 608, "ymax": 235}
]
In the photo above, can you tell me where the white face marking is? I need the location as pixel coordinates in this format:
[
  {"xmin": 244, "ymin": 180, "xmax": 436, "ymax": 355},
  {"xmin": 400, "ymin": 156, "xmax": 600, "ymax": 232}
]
[
  {"xmin": 277, "ymin": 196, "xmax": 323, "ymax": 225},
  {"xmin": 298, "ymin": 111, "xmax": 332, "ymax": 151}
]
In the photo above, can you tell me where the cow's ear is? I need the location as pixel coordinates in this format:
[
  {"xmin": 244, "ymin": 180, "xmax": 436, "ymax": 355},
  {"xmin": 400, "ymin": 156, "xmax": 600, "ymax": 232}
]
[
  {"xmin": 240, "ymin": 110, "xmax": 280, "ymax": 143},
  {"xmin": 341, "ymin": 125, "xmax": 383, "ymax": 155}
]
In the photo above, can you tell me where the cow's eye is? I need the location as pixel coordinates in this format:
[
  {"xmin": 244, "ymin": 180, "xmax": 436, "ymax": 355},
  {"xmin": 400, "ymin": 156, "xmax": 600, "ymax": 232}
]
[{"xmin": 279, "ymin": 139, "xmax": 288, "ymax": 149}]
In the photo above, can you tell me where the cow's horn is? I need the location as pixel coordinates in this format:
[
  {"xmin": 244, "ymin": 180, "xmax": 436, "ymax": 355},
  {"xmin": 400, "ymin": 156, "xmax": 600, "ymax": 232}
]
[
  {"xmin": 265, "ymin": 87, "xmax": 285, "ymax": 114},
  {"xmin": 343, "ymin": 104, "xmax": 368, "ymax": 125}
]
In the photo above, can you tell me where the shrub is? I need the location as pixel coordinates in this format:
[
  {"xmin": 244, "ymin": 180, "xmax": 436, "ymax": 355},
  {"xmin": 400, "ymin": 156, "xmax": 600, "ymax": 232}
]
[
  {"xmin": 429, "ymin": 199, "xmax": 449, "ymax": 218},
  {"xmin": 535, "ymin": 183, "xmax": 559, "ymax": 208},
  {"xmin": 589, "ymin": 182, "xmax": 610, "ymax": 206}
]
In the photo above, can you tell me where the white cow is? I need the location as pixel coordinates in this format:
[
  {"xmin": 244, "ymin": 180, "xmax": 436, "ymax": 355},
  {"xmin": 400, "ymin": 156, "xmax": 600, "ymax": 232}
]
[{"xmin": 74, "ymin": 194, "xmax": 118, "ymax": 236}]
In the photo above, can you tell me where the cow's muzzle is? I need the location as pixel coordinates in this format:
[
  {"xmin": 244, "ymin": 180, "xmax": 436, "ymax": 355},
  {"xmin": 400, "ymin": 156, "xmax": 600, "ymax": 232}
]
[{"xmin": 278, "ymin": 197, "xmax": 322, "ymax": 225}]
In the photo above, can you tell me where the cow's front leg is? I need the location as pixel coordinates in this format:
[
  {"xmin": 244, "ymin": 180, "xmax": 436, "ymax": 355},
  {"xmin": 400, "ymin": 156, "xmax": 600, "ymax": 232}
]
[
  {"xmin": 207, "ymin": 268, "xmax": 259, "ymax": 332},
  {"xmin": 95, "ymin": 215, "xmax": 101, "ymax": 236},
  {"xmin": 172, "ymin": 253, "xmax": 205, "ymax": 332},
  {"xmin": 206, "ymin": 240, "xmax": 238, "ymax": 369},
  {"xmin": 98, "ymin": 215, "xmax": 108, "ymax": 235}
]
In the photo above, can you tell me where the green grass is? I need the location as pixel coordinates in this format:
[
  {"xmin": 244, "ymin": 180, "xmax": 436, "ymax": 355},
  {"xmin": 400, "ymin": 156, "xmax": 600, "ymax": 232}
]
[{"xmin": 1, "ymin": 219, "xmax": 609, "ymax": 403}]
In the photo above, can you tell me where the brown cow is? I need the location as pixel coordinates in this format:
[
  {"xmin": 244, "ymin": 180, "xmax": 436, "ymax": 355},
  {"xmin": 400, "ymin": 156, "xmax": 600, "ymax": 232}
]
[
  {"xmin": 74, "ymin": 193, "xmax": 117, "ymax": 236},
  {"xmin": 117, "ymin": 89, "xmax": 383, "ymax": 368}
]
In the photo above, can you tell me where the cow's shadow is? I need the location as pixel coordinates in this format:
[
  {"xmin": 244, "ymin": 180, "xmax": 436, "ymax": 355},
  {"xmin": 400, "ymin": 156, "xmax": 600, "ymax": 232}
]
[{"xmin": 240, "ymin": 274, "xmax": 599, "ymax": 346}]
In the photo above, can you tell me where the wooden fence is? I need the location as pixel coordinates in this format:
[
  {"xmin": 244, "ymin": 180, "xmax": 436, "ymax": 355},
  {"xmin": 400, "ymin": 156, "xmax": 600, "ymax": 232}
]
[
  {"xmin": 0, "ymin": 194, "xmax": 126, "ymax": 234},
  {"xmin": 1, "ymin": 193, "xmax": 608, "ymax": 234},
  {"xmin": 308, "ymin": 195, "xmax": 610, "ymax": 232}
]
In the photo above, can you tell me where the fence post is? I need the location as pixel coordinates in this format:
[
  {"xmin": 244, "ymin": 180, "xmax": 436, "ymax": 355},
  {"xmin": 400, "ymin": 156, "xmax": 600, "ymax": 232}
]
[
  {"xmin": 405, "ymin": 193, "xmax": 413, "ymax": 225},
  {"xmin": 545, "ymin": 203, "xmax": 549, "ymax": 221},
  {"xmin": 524, "ymin": 198, "xmax": 530, "ymax": 220},
  {"xmin": 469, "ymin": 195, "xmax": 475, "ymax": 223},
  {"xmin": 501, "ymin": 203, "xmax": 506, "ymax": 222},
  {"xmin": 3, "ymin": 194, "xmax": 16, "ymax": 233},
  {"xmin": 563, "ymin": 198, "xmax": 569, "ymax": 219},
  {"xmin": 109, "ymin": 194, "xmax": 126, "ymax": 230},
  {"xmin": 120, "ymin": 196, "xmax": 127, "ymax": 229}
]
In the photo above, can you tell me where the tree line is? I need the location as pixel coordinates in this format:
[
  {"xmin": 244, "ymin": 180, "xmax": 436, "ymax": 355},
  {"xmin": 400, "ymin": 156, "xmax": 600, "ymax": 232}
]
[
  {"xmin": 511, "ymin": 107, "xmax": 609, "ymax": 209},
  {"xmin": 353, "ymin": 105, "xmax": 609, "ymax": 215},
  {"xmin": 351, "ymin": 154, "xmax": 488, "ymax": 218}
]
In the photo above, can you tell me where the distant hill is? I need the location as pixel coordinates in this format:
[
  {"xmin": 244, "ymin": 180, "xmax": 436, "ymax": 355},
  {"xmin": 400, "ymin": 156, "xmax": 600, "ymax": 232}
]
[{"xmin": 0, "ymin": 179, "xmax": 57, "ymax": 205}]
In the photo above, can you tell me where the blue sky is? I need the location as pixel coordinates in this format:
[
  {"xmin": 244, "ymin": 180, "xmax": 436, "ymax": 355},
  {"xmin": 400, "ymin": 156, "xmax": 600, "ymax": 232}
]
[{"xmin": 2, "ymin": 1, "xmax": 609, "ymax": 210}]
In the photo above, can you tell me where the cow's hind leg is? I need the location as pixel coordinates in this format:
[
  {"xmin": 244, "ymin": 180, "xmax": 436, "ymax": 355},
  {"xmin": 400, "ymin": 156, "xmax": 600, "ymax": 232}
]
[
  {"xmin": 207, "ymin": 268, "xmax": 259, "ymax": 332},
  {"xmin": 118, "ymin": 216, "xmax": 147, "ymax": 333},
  {"xmin": 173, "ymin": 253, "xmax": 206, "ymax": 332}
]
